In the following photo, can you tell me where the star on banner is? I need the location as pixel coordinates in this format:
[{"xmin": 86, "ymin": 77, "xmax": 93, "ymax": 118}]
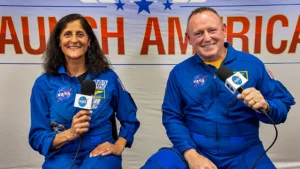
[
  {"xmin": 163, "ymin": 0, "xmax": 173, "ymax": 10},
  {"xmin": 134, "ymin": 0, "xmax": 153, "ymax": 14},
  {"xmin": 115, "ymin": 0, "xmax": 125, "ymax": 10}
]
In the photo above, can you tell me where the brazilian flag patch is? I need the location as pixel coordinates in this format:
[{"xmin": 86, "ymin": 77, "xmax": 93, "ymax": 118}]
[
  {"xmin": 94, "ymin": 89, "xmax": 105, "ymax": 99},
  {"xmin": 234, "ymin": 71, "xmax": 248, "ymax": 80}
]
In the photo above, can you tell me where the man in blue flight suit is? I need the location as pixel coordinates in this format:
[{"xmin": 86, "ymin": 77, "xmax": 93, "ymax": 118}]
[{"xmin": 141, "ymin": 7, "xmax": 295, "ymax": 169}]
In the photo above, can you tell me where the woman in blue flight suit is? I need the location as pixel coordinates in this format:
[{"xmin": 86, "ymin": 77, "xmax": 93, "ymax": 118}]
[{"xmin": 29, "ymin": 13, "xmax": 140, "ymax": 169}]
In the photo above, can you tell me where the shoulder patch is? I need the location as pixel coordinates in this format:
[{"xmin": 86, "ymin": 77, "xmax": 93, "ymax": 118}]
[
  {"xmin": 118, "ymin": 78, "xmax": 126, "ymax": 91},
  {"xmin": 264, "ymin": 66, "xmax": 275, "ymax": 79}
]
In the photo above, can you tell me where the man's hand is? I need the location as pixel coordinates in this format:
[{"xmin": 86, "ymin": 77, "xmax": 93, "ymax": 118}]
[
  {"xmin": 184, "ymin": 149, "xmax": 217, "ymax": 169},
  {"xmin": 237, "ymin": 87, "xmax": 269, "ymax": 111}
]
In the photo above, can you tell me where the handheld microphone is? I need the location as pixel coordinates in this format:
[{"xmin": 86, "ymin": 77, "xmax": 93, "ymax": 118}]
[
  {"xmin": 216, "ymin": 66, "xmax": 248, "ymax": 94},
  {"xmin": 74, "ymin": 80, "xmax": 96, "ymax": 109},
  {"xmin": 216, "ymin": 65, "xmax": 277, "ymax": 169},
  {"xmin": 217, "ymin": 66, "xmax": 266, "ymax": 115},
  {"xmin": 70, "ymin": 79, "xmax": 96, "ymax": 169}
]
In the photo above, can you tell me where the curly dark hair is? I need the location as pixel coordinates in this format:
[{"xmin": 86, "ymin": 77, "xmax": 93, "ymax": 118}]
[{"xmin": 43, "ymin": 13, "xmax": 111, "ymax": 76}]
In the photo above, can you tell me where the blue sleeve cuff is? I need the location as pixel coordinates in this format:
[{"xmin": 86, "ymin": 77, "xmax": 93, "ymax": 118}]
[
  {"xmin": 255, "ymin": 100, "xmax": 287, "ymax": 124},
  {"xmin": 177, "ymin": 143, "xmax": 198, "ymax": 155},
  {"xmin": 33, "ymin": 132, "xmax": 57, "ymax": 156},
  {"xmin": 119, "ymin": 129, "xmax": 134, "ymax": 148}
]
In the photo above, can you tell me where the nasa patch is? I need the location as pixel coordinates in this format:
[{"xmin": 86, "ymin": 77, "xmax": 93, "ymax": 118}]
[
  {"xmin": 56, "ymin": 87, "xmax": 72, "ymax": 102},
  {"xmin": 193, "ymin": 74, "xmax": 207, "ymax": 88}
]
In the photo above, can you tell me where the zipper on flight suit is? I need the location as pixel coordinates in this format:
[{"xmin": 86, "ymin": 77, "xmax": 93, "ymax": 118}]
[
  {"xmin": 203, "ymin": 48, "xmax": 228, "ymax": 153},
  {"xmin": 216, "ymin": 124, "xmax": 219, "ymax": 140},
  {"xmin": 226, "ymin": 99, "xmax": 238, "ymax": 116},
  {"xmin": 204, "ymin": 63, "xmax": 220, "ymax": 154}
]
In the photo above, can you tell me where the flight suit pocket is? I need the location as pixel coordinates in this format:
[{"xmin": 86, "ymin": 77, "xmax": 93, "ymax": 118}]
[{"xmin": 183, "ymin": 99, "xmax": 213, "ymax": 115}]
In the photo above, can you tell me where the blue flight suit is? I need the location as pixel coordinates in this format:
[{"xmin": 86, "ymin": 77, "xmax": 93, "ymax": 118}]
[
  {"xmin": 29, "ymin": 66, "xmax": 140, "ymax": 169},
  {"xmin": 141, "ymin": 42, "xmax": 295, "ymax": 169}
]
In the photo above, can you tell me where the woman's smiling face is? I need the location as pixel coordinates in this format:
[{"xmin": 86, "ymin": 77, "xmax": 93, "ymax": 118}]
[{"xmin": 59, "ymin": 19, "xmax": 90, "ymax": 61}]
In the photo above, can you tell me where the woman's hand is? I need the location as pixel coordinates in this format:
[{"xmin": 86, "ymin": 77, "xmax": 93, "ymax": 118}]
[
  {"xmin": 90, "ymin": 137, "xmax": 127, "ymax": 157},
  {"xmin": 68, "ymin": 110, "xmax": 92, "ymax": 140},
  {"xmin": 51, "ymin": 110, "xmax": 92, "ymax": 150}
]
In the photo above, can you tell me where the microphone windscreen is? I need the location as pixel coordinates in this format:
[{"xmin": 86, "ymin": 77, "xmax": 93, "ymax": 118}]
[
  {"xmin": 81, "ymin": 80, "xmax": 96, "ymax": 96},
  {"xmin": 217, "ymin": 66, "xmax": 234, "ymax": 82}
]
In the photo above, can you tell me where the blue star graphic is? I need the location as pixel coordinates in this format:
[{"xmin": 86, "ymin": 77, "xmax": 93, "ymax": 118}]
[
  {"xmin": 163, "ymin": 0, "xmax": 173, "ymax": 10},
  {"xmin": 115, "ymin": 0, "xmax": 125, "ymax": 10},
  {"xmin": 134, "ymin": 0, "xmax": 153, "ymax": 14}
]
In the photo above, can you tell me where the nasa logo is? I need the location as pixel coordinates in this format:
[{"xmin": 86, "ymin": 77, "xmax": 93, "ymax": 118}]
[
  {"xmin": 78, "ymin": 96, "xmax": 88, "ymax": 107},
  {"xmin": 231, "ymin": 75, "xmax": 242, "ymax": 85}
]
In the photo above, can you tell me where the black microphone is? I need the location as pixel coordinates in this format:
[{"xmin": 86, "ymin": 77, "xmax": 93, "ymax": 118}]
[
  {"xmin": 216, "ymin": 65, "xmax": 277, "ymax": 169},
  {"xmin": 74, "ymin": 80, "xmax": 96, "ymax": 109},
  {"xmin": 216, "ymin": 66, "xmax": 266, "ymax": 114},
  {"xmin": 81, "ymin": 79, "xmax": 96, "ymax": 96},
  {"xmin": 70, "ymin": 79, "xmax": 96, "ymax": 169},
  {"xmin": 216, "ymin": 66, "xmax": 246, "ymax": 95}
]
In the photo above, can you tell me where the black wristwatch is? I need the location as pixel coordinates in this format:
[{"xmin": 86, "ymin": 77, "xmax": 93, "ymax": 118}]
[{"xmin": 265, "ymin": 102, "xmax": 271, "ymax": 114}]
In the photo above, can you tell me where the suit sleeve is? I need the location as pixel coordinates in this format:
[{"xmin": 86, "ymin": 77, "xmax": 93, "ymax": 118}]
[
  {"xmin": 162, "ymin": 70, "xmax": 198, "ymax": 154},
  {"xmin": 112, "ymin": 76, "xmax": 140, "ymax": 148},
  {"xmin": 28, "ymin": 80, "xmax": 57, "ymax": 156},
  {"xmin": 256, "ymin": 64, "xmax": 295, "ymax": 124}
]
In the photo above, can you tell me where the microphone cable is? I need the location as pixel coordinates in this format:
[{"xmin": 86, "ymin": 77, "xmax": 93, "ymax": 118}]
[
  {"xmin": 70, "ymin": 137, "xmax": 83, "ymax": 169},
  {"xmin": 216, "ymin": 65, "xmax": 278, "ymax": 168},
  {"xmin": 250, "ymin": 109, "xmax": 278, "ymax": 169},
  {"xmin": 69, "ymin": 78, "xmax": 95, "ymax": 169}
]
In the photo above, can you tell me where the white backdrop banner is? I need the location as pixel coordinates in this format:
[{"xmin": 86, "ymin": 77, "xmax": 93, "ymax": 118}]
[{"xmin": 1, "ymin": 0, "xmax": 300, "ymax": 64}]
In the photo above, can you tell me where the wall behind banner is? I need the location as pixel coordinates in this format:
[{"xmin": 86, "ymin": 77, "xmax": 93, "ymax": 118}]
[{"xmin": 0, "ymin": 0, "xmax": 300, "ymax": 168}]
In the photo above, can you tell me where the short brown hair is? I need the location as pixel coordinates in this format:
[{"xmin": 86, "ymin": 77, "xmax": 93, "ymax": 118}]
[{"xmin": 187, "ymin": 7, "xmax": 221, "ymax": 25}]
